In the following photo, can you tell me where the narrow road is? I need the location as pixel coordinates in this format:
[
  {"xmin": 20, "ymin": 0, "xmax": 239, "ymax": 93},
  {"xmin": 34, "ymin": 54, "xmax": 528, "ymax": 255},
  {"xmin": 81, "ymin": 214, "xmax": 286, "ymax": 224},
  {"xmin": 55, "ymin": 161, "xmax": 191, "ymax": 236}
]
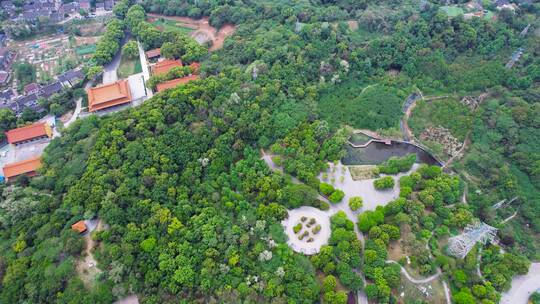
[
  {"xmin": 137, "ymin": 40, "xmax": 152, "ymax": 98},
  {"xmin": 65, "ymin": 80, "xmax": 93, "ymax": 127},
  {"xmin": 502, "ymin": 211, "xmax": 518, "ymax": 224},
  {"xmin": 102, "ymin": 35, "xmax": 129, "ymax": 84}
]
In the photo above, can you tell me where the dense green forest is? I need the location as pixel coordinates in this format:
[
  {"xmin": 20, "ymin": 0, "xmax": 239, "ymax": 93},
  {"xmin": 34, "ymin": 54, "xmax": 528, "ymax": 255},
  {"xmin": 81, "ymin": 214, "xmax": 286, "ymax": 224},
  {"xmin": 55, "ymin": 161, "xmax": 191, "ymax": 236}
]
[{"xmin": 0, "ymin": 0, "xmax": 539, "ymax": 303}]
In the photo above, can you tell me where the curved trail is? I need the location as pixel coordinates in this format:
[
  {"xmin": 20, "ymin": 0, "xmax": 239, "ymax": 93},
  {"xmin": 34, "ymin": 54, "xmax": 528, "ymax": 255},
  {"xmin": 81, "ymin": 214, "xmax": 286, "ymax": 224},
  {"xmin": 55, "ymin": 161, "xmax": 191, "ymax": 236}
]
[
  {"xmin": 261, "ymin": 150, "xmax": 368, "ymax": 304},
  {"xmin": 385, "ymin": 260, "xmax": 441, "ymax": 284}
]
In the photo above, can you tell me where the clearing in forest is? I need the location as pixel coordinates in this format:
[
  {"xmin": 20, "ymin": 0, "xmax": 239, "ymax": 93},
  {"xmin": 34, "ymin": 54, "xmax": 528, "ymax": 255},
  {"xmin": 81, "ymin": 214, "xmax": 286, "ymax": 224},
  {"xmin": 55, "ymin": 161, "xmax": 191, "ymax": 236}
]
[
  {"xmin": 76, "ymin": 219, "xmax": 105, "ymax": 288},
  {"xmin": 147, "ymin": 13, "xmax": 236, "ymax": 51},
  {"xmin": 317, "ymin": 80, "xmax": 405, "ymax": 131}
]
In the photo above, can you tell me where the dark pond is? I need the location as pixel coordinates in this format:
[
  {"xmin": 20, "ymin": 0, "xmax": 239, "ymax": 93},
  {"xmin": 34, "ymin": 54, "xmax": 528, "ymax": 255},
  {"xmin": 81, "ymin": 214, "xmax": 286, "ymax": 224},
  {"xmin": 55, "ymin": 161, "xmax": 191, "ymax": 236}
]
[{"xmin": 342, "ymin": 140, "xmax": 440, "ymax": 166}]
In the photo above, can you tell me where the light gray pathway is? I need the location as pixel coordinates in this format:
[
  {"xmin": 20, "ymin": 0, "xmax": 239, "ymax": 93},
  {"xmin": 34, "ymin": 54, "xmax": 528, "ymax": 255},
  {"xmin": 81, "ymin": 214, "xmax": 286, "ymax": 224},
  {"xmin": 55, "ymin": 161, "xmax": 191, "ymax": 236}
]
[
  {"xmin": 385, "ymin": 260, "xmax": 441, "ymax": 284},
  {"xmin": 282, "ymin": 206, "xmax": 331, "ymax": 255},
  {"xmin": 137, "ymin": 40, "xmax": 153, "ymax": 98},
  {"xmin": 500, "ymin": 263, "xmax": 540, "ymax": 304},
  {"xmin": 65, "ymin": 80, "xmax": 93, "ymax": 127},
  {"xmin": 102, "ymin": 35, "xmax": 129, "ymax": 84}
]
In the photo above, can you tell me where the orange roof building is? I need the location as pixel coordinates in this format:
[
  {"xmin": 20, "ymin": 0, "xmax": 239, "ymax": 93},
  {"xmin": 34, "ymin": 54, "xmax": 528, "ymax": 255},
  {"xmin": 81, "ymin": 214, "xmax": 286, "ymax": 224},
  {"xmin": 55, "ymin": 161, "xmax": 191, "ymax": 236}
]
[
  {"xmin": 145, "ymin": 48, "xmax": 161, "ymax": 59},
  {"xmin": 6, "ymin": 122, "xmax": 52, "ymax": 145},
  {"xmin": 87, "ymin": 80, "xmax": 132, "ymax": 112},
  {"xmin": 151, "ymin": 59, "xmax": 182, "ymax": 76},
  {"xmin": 2, "ymin": 157, "xmax": 42, "ymax": 182},
  {"xmin": 156, "ymin": 75, "xmax": 199, "ymax": 92},
  {"xmin": 71, "ymin": 220, "xmax": 87, "ymax": 233}
]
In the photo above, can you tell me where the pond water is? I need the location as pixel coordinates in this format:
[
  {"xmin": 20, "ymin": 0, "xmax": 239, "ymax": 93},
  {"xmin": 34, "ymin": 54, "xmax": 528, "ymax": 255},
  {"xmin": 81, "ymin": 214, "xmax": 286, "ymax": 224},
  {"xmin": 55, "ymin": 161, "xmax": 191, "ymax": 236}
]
[{"xmin": 342, "ymin": 141, "xmax": 440, "ymax": 166}]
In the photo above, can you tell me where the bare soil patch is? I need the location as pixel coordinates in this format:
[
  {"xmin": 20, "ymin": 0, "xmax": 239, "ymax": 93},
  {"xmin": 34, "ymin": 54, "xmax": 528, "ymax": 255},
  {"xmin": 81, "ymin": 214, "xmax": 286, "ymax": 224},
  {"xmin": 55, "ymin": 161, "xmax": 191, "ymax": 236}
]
[
  {"xmin": 76, "ymin": 219, "xmax": 104, "ymax": 288},
  {"xmin": 347, "ymin": 20, "xmax": 359, "ymax": 31},
  {"xmin": 147, "ymin": 14, "xmax": 236, "ymax": 51}
]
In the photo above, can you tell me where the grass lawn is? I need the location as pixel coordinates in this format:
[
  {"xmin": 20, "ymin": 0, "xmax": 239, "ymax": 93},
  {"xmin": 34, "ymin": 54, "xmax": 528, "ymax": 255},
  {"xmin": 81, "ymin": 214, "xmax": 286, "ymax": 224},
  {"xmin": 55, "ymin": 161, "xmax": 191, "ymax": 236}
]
[
  {"xmin": 151, "ymin": 19, "xmax": 194, "ymax": 34},
  {"xmin": 75, "ymin": 44, "xmax": 96, "ymax": 56},
  {"xmin": 440, "ymin": 6, "xmax": 464, "ymax": 17},
  {"xmin": 118, "ymin": 55, "xmax": 142, "ymax": 79}
]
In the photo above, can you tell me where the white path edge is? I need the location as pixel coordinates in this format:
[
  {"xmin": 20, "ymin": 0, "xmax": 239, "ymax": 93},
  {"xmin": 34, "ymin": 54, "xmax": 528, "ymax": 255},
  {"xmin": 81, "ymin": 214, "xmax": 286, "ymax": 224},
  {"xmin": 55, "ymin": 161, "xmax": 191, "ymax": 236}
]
[{"xmin": 500, "ymin": 263, "xmax": 540, "ymax": 304}]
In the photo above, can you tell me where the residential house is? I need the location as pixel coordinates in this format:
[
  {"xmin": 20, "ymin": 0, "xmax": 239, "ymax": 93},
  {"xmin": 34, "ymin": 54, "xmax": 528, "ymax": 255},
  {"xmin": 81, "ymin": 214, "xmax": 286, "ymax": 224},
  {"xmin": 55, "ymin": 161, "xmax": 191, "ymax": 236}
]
[
  {"xmin": 0, "ymin": 48, "xmax": 15, "ymax": 70},
  {"xmin": 95, "ymin": 2, "xmax": 105, "ymax": 12},
  {"xmin": 40, "ymin": 81, "xmax": 63, "ymax": 98},
  {"xmin": 78, "ymin": 0, "xmax": 90, "ymax": 11},
  {"xmin": 0, "ymin": 71, "xmax": 10, "ymax": 86},
  {"xmin": 24, "ymin": 83, "xmax": 40, "ymax": 95},
  {"xmin": 104, "ymin": 0, "xmax": 114, "ymax": 10}
]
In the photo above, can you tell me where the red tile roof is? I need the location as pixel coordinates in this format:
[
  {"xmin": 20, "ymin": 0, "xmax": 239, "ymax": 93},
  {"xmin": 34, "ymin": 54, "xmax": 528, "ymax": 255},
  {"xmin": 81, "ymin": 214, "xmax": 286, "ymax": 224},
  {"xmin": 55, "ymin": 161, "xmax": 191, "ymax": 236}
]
[
  {"xmin": 3, "ymin": 157, "xmax": 41, "ymax": 181},
  {"xmin": 151, "ymin": 59, "xmax": 182, "ymax": 76},
  {"xmin": 24, "ymin": 82, "xmax": 39, "ymax": 93},
  {"xmin": 156, "ymin": 75, "xmax": 199, "ymax": 92},
  {"xmin": 71, "ymin": 220, "xmax": 87, "ymax": 233},
  {"xmin": 87, "ymin": 80, "xmax": 132, "ymax": 112},
  {"xmin": 145, "ymin": 48, "xmax": 161, "ymax": 58},
  {"xmin": 6, "ymin": 122, "xmax": 51, "ymax": 144}
]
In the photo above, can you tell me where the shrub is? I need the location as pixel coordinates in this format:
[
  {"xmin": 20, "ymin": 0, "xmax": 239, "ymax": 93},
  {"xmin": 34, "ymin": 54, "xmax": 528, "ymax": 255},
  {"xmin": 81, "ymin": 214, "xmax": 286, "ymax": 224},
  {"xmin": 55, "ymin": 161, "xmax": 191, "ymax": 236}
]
[
  {"xmin": 328, "ymin": 189, "xmax": 345, "ymax": 203},
  {"xmin": 377, "ymin": 154, "xmax": 416, "ymax": 174},
  {"xmin": 293, "ymin": 223, "xmax": 302, "ymax": 233},
  {"xmin": 319, "ymin": 182, "xmax": 335, "ymax": 196},
  {"xmin": 313, "ymin": 225, "xmax": 321, "ymax": 234},
  {"xmin": 358, "ymin": 207, "xmax": 385, "ymax": 232},
  {"xmin": 318, "ymin": 201, "xmax": 330, "ymax": 211},
  {"xmin": 349, "ymin": 196, "xmax": 363, "ymax": 211},
  {"xmin": 374, "ymin": 176, "xmax": 395, "ymax": 190}
]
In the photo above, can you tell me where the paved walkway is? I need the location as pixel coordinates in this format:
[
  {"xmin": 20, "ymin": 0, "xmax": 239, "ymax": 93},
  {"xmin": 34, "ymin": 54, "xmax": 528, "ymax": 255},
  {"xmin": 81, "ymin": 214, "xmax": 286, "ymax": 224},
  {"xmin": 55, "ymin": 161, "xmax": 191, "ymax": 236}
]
[
  {"xmin": 65, "ymin": 80, "xmax": 93, "ymax": 127},
  {"xmin": 385, "ymin": 260, "xmax": 441, "ymax": 284},
  {"xmin": 282, "ymin": 206, "xmax": 332, "ymax": 255},
  {"xmin": 137, "ymin": 40, "xmax": 152, "ymax": 98},
  {"xmin": 102, "ymin": 35, "xmax": 129, "ymax": 84},
  {"xmin": 501, "ymin": 263, "xmax": 540, "ymax": 304}
]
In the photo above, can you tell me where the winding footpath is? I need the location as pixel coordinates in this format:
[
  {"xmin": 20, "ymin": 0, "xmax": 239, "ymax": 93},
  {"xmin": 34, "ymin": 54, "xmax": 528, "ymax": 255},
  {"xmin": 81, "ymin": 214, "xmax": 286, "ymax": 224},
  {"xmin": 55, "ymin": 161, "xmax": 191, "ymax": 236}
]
[
  {"xmin": 260, "ymin": 150, "xmax": 369, "ymax": 304},
  {"xmin": 385, "ymin": 260, "xmax": 441, "ymax": 284}
]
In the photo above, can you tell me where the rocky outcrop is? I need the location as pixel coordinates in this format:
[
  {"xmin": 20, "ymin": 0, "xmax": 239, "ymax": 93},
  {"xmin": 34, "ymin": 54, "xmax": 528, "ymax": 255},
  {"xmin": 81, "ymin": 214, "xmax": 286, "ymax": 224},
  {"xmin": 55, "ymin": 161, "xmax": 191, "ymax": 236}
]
[{"xmin": 420, "ymin": 126, "xmax": 462, "ymax": 157}]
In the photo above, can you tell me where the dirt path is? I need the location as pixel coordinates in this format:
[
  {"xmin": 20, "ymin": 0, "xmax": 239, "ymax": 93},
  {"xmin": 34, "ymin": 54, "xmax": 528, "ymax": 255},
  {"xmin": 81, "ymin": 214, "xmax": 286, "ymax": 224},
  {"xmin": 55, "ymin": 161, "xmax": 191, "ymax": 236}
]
[
  {"xmin": 147, "ymin": 13, "xmax": 235, "ymax": 51},
  {"xmin": 76, "ymin": 219, "xmax": 103, "ymax": 287}
]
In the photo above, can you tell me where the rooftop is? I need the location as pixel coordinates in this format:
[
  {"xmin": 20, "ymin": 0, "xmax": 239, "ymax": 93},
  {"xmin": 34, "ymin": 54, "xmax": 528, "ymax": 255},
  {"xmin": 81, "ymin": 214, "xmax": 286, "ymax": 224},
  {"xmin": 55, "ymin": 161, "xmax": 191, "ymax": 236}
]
[
  {"xmin": 151, "ymin": 59, "xmax": 182, "ymax": 76},
  {"xmin": 145, "ymin": 48, "xmax": 161, "ymax": 58},
  {"xmin": 71, "ymin": 220, "xmax": 87, "ymax": 233},
  {"xmin": 156, "ymin": 75, "xmax": 199, "ymax": 92},
  {"xmin": 87, "ymin": 79, "xmax": 132, "ymax": 112},
  {"xmin": 2, "ymin": 157, "xmax": 41, "ymax": 180},
  {"xmin": 6, "ymin": 122, "xmax": 50, "ymax": 144},
  {"xmin": 24, "ymin": 83, "xmax": 39, "ymax": 93}
]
